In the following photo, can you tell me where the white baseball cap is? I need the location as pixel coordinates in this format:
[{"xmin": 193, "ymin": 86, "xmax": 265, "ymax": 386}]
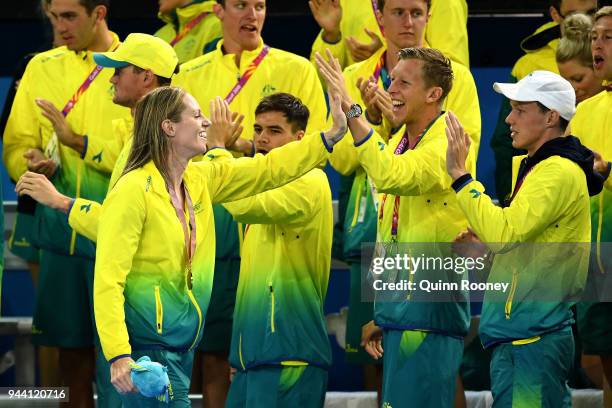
[{"xmin": 493, "ymin": 70, "xmax": 576, "ymax": 121}]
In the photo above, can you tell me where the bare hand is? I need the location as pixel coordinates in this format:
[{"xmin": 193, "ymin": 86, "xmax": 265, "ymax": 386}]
[
  {"xmin": 24, "ymin": 149, "xmax": 57, "ymax": 178},
  {"xmin": 445, "ymin": 111, "xmax": 471, "ymax": 181},
  {"xmin": 452, "ymin": 228, "xmax": 487, "ymax": 259},
  {"xmin": 315, "ymin": 49, "xmax": 353, "ymax": 112},
  {"xmin": 593, "ymin": 150, "xmax": 610, "ymax": 175},
  {"xmin": 308, "ymin": 0, "xmax": 342, "ymax": 43},
  {"xmin": 357, "ymin": 77, "xmax": 382, "ymax": 123},
  {"xmin": 207, "ymin": 97, "xmax": 244, "ymax": 150},
  {"xmin": 15, "ymin": 171, "xmax": 71, "ymax": 213},
  {"xmin": 323, "ymin": 87, "xmax": 348, "ymax": 147},
  {"xmin": 346, "ymin": 28, "xmax": 383, "ymax": 62},
  {"xmin": 35, "ymin": 98, "xmax": 82, "ymax": 151},
  {"xmin": 360, "ymin": 320, "xmax": 383, "ymax": 359},
  {"xmin": 111, "ymin": 357, "xmax": 138, "ymax": 394}
]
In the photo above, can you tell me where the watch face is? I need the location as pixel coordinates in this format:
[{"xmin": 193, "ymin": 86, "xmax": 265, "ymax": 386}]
[{"xmin": 347, "ymin": 104, "xmax": 363, "ymax": 118}]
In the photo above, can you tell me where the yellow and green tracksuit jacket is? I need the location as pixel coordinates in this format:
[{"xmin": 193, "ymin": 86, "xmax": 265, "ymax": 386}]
[
  {"xmin": 571, "ymin": 91, "xmax": 612, "ymax": 266},
  {"xmin": 455, "ymin": 144, "xmax": 592, "ymax": 348},
  {"xmin": 491, "ymin": 22, "xmax": 561, "ymax": 202},
  {"xmin": 333, "ymin": 46, "xmax": 480, "ymax": 262},
  {"xmin": 2, "ymin": 33, "xmax": 131, "ymax": 258},
  {"xmin": 94, "ymin": 131, "xmax": 333, "ymax": 362},
  {"xmin": 310, "ymin": 0, "xmax": 469, "ymax": 69},
  {"xmin": 355, "ymin": 113, "xmax": 476, "ymax": 337},
  {"xmin": 222, "ymin": 168, "xmax": 333, "ymax": 370},
  {"xmin": 68, "ymin": 121, "xmax": 134, "ymax": 242},
  {"xmin": 155, "ymin": 0, "xmax": 222, "ymax": 64},
  {"xmin": 173, "ymin": 39, "xmax": 327, "ymax": 141}
]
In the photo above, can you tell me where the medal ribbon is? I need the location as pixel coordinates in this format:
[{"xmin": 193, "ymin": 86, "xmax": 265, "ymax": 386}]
[{"xmin": 167, "ymin": 183, "xmax": 197, "ymax": 289}]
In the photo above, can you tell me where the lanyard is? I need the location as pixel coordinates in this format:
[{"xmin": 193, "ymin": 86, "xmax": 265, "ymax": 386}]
[
  {"xmin": 61, "ymin": 44, "xmax": 119, "ymax": 117},
  {"xmin": 372, "ymin": 52, "xmax": 391, "ymax": 90},
  {"xmin": 378, "ymin": 115, "xmax": 441, "ymax": 241},
  {"xmin": 170, "ymin": 12, "xmax": 209, "ymax": 46},
  {"xmin": 371, "ymin": 0, "xmax": 385, "ymax": 35},
  {"xmin": 167, "ymin": 182, "xmax": 197, "ymax": 289},
  {"xmin": 224, "ymin": 45, "xmax": 270, "ymax": 105}
]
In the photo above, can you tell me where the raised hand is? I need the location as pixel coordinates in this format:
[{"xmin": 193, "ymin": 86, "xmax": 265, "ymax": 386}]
[
  {"xmin": 357, "ymin": 76, "xmax": 382, "ymax": 123},
  {"xmin": 15, "ymin": 171, "xmax": 71, "ymax": 213},
  {"xmin": 346, "ymin": 28, "xmax": 383, "ymax": 62},
  {"xmin": 207, "ymin": 97, "xmax": 245, "ymax": 150},
  {"xmin": 308, "ymin": 0, "xmax": 342, "ymax": 43},
  {"xmin": 315, "ymin": 49, "xmax": 352, "ymax": 112},
  {"xmin": 445, "ymin": 111, "xmax": 471, "ymax": 181},
  {"xmin": 24, "ymin": 148, "xmax": 57, "ymax": 179},
  {"xmin": 35, "ymin": 98, "xmax": 84, "ymax": 153}
]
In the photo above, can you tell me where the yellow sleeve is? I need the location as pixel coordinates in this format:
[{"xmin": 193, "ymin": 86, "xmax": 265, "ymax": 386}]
[
  {"xmin": 355, "ymin": 128, "xmax": 452, "ymax": 196},
  {"xmin": 82, "ymin": 119, "xmax": 130, "ymax": 174},
  {"xmin": 328, "ymin": 65, "xmax": 389, "ymax": 175},
  {"xmin": 223, "ymin": 172, "xmax": 319, "ymax": 225},
  {"xmin": 204, "ymin": 131, "xmax": 330, "ymax": 204},
  {"xmin": 426, "ymin": 0, "xmax": 469, "ymax": 67},
  {"xmin": 2, "ymin": 63, "xmax": 42, "ymax": 181},
  {"xmin": 310, "ymin": 31, "xmax": 348, "ymax": 72},
  {"xmin": 94, "ymin": 173, "xmax": 146, "ymax": 362},
  {"xmin": 455, "ymin": 161, "xmax": 575, "ymax": 244},
  {"xmin": 68, "ymin": 198, "xmax": 102, "ymax": 242}
]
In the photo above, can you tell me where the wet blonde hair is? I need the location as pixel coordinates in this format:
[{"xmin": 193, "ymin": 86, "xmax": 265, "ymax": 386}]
[
  {"xmin": 557, "ymin": 13, "xmax": 594, "ymax": 67},
  {"xmin": 122, "ymin": 86, "xmax": 187, "ymax": 181}
]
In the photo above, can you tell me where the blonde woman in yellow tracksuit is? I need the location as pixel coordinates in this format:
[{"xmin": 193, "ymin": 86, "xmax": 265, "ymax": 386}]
[{"xmin": 94, "ymin": 86, "xmax": 347, "ymax": 406}]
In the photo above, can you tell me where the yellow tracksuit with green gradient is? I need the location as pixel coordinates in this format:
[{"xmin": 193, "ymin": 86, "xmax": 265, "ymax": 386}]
[
  {"xmin": 67, "ymin": 119, "xmax": 133, "ymax": 242},
  {"xmin": 222, "ymin": 168, "xmax": 333, "ymax": 407},
  {"xmin": 2, "ymin": 33, "xmax": 131, "ymax": 259},
  {"xmin": 224, "ymin": 168, "xmax": 333, "ymax": 370},
  {"xmin": 94, "ymin": 130, "xmax": 331, "ymax": 362},
  {"xmin": 310, "ymin": 0, "xmax": 469, "ymax": 69},
  {"xmin": 352, "ymin": 113, "xmax": 475, "ymax": 406},
  {"xmin": 571, "ymin": 90, "xmax": 612, "ymax": 355},
  {"xmin": 491, "ymin": 21, "xmax": 561, "ymax": 202},
  {"xmin": 455, "ymin": 135, "xmax": 593, "ymax": 407},
  {"xmin": 155, "ymin": 0, "xmax": 222, "ymax": 64},
  {"xmin": 332, "ymin": 45, "xmax": 480, "ymax": 363}
]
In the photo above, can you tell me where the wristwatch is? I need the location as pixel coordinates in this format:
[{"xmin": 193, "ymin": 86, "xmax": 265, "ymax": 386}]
[{"xmin": 345, "ymin": 103, "xmax": 363, "ymax": 119}]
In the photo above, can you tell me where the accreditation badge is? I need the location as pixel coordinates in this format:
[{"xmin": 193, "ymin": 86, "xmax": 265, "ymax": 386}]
[{"xmin": 44, "ymin": 132, "xmax": 62, "ymax": 168}]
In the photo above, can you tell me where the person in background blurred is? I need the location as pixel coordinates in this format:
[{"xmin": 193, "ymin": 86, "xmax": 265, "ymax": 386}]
[
  {"xmin": 156, "ymin": 0, "xmax": 223, "ymax": 64},
  {"xmin": 557, "ymin": 12, "xmax": 604, "ymax": 103}
]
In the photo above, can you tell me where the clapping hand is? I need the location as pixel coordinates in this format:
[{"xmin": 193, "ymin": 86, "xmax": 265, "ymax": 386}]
[
  {"xmin": 207, "ymin": 97, "xmax": 244, "ymax": 150},
  {"xmin": 445, "ymin": 111, "xmax": 471, "ymax": 181},
  {"xmin": 346, "ymin": 28, "xmax": 383, "ymax": 62}
]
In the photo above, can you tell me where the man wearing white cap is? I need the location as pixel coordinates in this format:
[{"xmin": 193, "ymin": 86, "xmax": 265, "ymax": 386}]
[{"xmin": 446, "ymin": 70, "xmax": 603, "ymax": 406}]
